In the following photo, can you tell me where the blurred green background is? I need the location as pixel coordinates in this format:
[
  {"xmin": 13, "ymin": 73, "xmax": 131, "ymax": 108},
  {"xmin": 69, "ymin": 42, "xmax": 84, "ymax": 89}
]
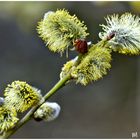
[{"xmin": 0, "ymin": 1, "xmax": 140, "ymax": 138}]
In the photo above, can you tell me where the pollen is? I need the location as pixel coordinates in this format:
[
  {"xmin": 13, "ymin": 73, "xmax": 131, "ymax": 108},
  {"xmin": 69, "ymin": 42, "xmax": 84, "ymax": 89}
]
[
  {"xmin": 4, "ymin": 81, "xmax": 42, "ymax": 112},
  {"xmin": 37, "ymin": 9, "xmax": 89, "ymax": 55},
  {"xmin": 71, "ymin": 45, "xmax": 112, "ymax": 85},
  {"xmin": 0, "ymin": 105, "xmax": 19, "ymax": 133},
  {"xmin": 99, "ymin": 13, "xmax": 140, "ymax": 55}
]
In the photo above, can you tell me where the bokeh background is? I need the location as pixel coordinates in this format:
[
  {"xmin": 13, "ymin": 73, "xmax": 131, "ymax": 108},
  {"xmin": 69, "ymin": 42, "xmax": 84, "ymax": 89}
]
[{"xmin": 0, "ymin": 1, "xmax": 140, "ymax": 138}]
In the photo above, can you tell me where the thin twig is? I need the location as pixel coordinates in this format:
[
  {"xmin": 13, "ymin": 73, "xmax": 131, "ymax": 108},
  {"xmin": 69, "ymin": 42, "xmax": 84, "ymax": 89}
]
[{"xmin": 2, "ymin": 54, "xmax": 83, "ymax": 139}]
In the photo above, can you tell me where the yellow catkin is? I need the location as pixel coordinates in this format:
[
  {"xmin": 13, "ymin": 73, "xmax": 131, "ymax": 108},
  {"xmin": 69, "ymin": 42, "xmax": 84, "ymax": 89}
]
[
  {"xmin": 71, "ymin": 45, "xmax": 112, "ymax": 85},
  {"xmin": 37, "ymin": 9, "xmax": 88, "ymax": 54},
  {"xmin": 4, "ymin": 81, "xmax": 42, "ymax": 112},
  {"xmin": 0, "ymin": 105, "xmax": 19, "ymax": 133}
]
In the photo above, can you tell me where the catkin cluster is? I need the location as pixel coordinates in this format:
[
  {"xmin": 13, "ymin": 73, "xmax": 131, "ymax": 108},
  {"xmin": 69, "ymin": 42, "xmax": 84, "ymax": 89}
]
[
  {"xmin": 0, "ymin": 81, "xmax": 60, "ymax": 133},
  {"xmin": 0, "ymin": 81, "xmax": 42, "ymax": 133},
  {"xmin": 38, "ymin": 10, "xmax": 140, "ymax": 86},
  {"xmin": 1, "ymin": 9, "xmax": 140, "ymax": 135}
]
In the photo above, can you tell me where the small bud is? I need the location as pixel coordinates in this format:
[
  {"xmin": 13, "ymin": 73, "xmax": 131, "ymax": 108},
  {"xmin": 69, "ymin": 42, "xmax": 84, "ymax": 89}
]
[
  {"xmin": 0, "ymin": 105, "xmax": 19, "ymax": 133},
  {"xmin": 34, "ymin": 102, "xmax": 61, "ymax": 122},
  {"xmin": 107, "ymin": 31, "xmax": 115, "ymax": 40},
  {"xmin": 37, "ymin": 9, "xmax": 88, "ymax": 55},
  {"xmin": 74, "ymin": 39, "xmax": 88, "ymax": 54},
  {"xmin": 4, "ymin": 81, "xmax": 42, "ymax": 112}
]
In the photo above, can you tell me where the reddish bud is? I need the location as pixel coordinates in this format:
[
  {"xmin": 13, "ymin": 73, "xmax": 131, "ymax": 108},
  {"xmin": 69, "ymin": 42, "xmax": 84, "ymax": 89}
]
[
  {"xmin": 107, "ymin": 31, "xmax": 115, "ymax": 40},
  {"xmin": 74, "ymin": 39, "xmax": 88, "ymax": 54}
]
